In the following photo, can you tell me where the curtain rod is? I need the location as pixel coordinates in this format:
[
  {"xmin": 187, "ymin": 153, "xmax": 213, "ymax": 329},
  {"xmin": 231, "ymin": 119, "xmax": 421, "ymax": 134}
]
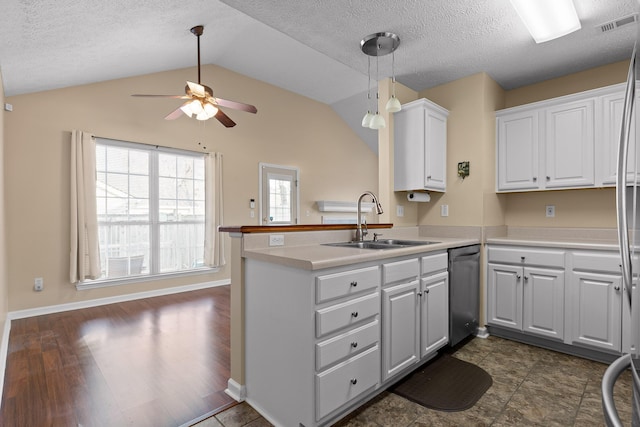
[{"xmin": 94, "ymin": 136, "xmax": 213, "ymax": 156}]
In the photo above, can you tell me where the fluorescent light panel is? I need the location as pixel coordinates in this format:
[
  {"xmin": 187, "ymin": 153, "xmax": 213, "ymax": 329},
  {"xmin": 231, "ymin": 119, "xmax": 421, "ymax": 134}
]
[{"xmin": 509, "ymin": 0, "xmax": 581, "ymax": 43}]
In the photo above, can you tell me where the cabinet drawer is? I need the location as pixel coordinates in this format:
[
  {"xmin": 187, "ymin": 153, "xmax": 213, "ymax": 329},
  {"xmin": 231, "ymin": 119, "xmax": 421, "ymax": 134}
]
[
  {"xmin": 421, "ymin": 252, "xmax": 448, "ymax": 275},
  {"xmin": 572, "ymin": 251, "xmax": 621, "ymax": 273},
  {"xmin": 487, "ymin": 246, "xmax": 565, "ymax": 268},
  {"xmin": 316, "ymin": 266, "xmax": 380, "ymax": 303},
  {"xmin": 383, "ymin": 258, "xmax": 419, "ymax": 284},
  {"xmin": 316, "ymin": 293, "xmax": 380, "ymax": 338},
  {"xmin": 316, "ymin": 345, "xmax": 380, "ymax": 421},
  {"xmin": 316, "ymin": 320, "xmax": 379, "ymax": 371}
]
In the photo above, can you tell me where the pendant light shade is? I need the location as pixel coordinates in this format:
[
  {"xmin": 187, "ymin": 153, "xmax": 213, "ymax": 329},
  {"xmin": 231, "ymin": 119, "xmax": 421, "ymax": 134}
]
[{"xmin": 360, "ymin": 32, "xmax": 401, "ymax": 130}]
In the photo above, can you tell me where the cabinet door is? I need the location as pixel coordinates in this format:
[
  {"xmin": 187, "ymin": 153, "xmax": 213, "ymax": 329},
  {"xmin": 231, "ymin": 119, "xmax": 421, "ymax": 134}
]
[
  {"xmin": 394, "ymin": 105, "xmax": 425, "ymax": 191},
  {"xmin": 487, "ymin": 263, "xmax": 523, "ymax": 330},
  {"xmin": 522, "ymin": 267, "xmax": 564, "ymax": 340},
  {"xmin": 545, "ymin": 99, "xmax": 595, "ymax": 188},
  {"xmin": 600, "ymin": 92, "xmax": 639, "ymax": 186},
  {"xmin": 420, "ymin": 272, "xmax": 449, "ymax": 357},
  {"xmin": 497, "ymin": 110, "xmax": 540, "ymax": 191},
  {"xmin": 382, "ymin": 280, "xmax": 420, "ymax": 381},
  {"xmin": 424, "ymin": 108, "xmax": 447, "ymax": 191},
  {"xmin": 571, "ymin": 271, "xmax": 622, "ymax": 352}
]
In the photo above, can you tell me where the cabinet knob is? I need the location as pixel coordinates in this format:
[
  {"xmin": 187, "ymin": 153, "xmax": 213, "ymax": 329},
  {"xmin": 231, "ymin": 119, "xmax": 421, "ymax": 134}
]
[
  {"xmin": 615, "ymin": 286, "xmax": 621, "ymax": 291},
  {"xmin": 351, "ymin": 311, "xmax": 359, "ymax": 318},
  {"xmin": 533, "ymin": 177, "xmax": 537, "ymax": 182},
  {"xmin": 521, "ymin": 256, "xmax": 525, "ymax": 262},
  {"xmin": 524, "ymin": 276, "xmax": 529, "ymax": 282},
  {"xmin": 426, "ymin": 289, "xmax": 430, "ymax": 294},
  {"xmin": 350, "ymin": 281, "xmax": 358, "ymax": 287},
  {"xmin": 417, "ymin": 291, "xmax": 423, "ymax": 297},
  {"xmin": 427, "ymin": 175, "xmax": 432, "ymax": 180},
  {"xmin": 350, "ymin": 378, "xmax": 358, "ymax": 385},
  {"xmin": 546, "ymin": 176, "xmax": 550, "ymax": 181},
  {"xmin": 516, "ymin": 274, "xmax": 521, "ymax": 280},
  {"xmin": 351, "ymin": 342, "xmax": 358, "ymax": 348}
]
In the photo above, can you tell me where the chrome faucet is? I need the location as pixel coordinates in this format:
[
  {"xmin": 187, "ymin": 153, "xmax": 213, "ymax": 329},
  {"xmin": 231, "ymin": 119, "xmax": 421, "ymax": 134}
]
[{"xmin": 355, "ymin": 191, "xmax": 384, "ymax": 241}]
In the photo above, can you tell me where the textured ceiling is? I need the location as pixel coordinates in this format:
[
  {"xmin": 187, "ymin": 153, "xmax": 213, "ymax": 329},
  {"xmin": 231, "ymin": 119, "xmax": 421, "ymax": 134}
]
[{"xmin": 0, "ymin": 0, "xmax": 638, "ymax": 152}]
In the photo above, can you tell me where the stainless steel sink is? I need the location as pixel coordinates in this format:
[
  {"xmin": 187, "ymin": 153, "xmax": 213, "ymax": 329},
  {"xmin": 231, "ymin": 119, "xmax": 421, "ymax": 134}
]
[{"xmin": 323, "ymin": 239, "xmax": 440, "ymax": 250}]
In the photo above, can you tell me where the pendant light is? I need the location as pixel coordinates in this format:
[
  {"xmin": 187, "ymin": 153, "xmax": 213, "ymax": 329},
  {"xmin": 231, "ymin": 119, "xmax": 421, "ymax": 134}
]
[
  {"xmin": 360, "ymin": 32, "xmax": 401, "ymax": 130},
  {"xmin": 361, "ymin": 56, "xmax": 375, "ymax": 127}
]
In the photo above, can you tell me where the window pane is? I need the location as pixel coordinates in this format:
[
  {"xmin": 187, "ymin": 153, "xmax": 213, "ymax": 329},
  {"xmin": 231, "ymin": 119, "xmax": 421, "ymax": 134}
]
[
  {"xmin": 106, "ymin": 147, "xmax": 128, "ymax": 173},
  {"xmin": 106, "ymin": 197, "xmax": 128, "ymax": 217},
  {"xmin": 194, "ymin": 180, "xmax": 205, "ymax": 201},
  {"xmin": 129, "ymin": 150, "xmax": 149, "ymax": 175},
  {"xmin": 194, "ymin": 160, "xmax": 204, "ymax": 180},
  {"xmin": 98, "ymin": 224, "xmax": 150, "ymax": 278},
  {"xmin": 177, "ymin": 178, "xmax": 193, "ymax": 200},
  {"xmin": 96, "ymin": 145, "xmax": 106, "ymax": 171},
  {"xmin": 159, "ymin": 223, "xmax": 204, "ymax": 273},
  {"xmin": 159, "ymin": 154, "xmax": 176, "ymax": 177},
  {"xmin": 159, "ymin": 199, "xmax": 177, "ymax": 221},
  {"xmin": 177, "ymin": 157, "xmax": 194, "ymax": 179},
  {"xmin": 159, "ymin": 177, "xmax": 176, "ymax": 199},
  {"xmin": 269, "ymin": 178, "xmax": 291, "ymax": 222}
]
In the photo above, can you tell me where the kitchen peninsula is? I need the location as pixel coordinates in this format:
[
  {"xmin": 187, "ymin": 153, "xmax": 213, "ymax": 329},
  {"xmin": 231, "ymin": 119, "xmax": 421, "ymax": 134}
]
[{"xmin": 221, "ymin": 224, "xmax": 479, "ymax": 427}]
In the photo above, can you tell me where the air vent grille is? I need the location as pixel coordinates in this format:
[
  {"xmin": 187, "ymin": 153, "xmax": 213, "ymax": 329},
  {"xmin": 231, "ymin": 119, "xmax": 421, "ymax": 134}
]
[{"xmin": 598, "ymin": 13, "xmax": 638, "ymax": 33}]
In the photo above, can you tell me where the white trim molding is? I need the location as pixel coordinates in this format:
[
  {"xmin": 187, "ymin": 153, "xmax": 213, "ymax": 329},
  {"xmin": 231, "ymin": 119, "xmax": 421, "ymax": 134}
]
[
  {"xmin": 9, "ymin": 279, "xmax": 230, "ymax": 320},
  {"xmin": 476, "ymin": 326, "xmax": 490, "ymax": 339},
  {"xmin": 225, "ymin": 378, "xmax": 246, "ymax": 402},
  {"xmin": 0, "ymin": 315, "xmax": 11, "ymax": 405}
]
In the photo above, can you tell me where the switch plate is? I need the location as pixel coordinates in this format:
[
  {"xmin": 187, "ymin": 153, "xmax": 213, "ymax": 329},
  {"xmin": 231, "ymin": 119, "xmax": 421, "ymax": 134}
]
[
  {"xmin": 34, "ymin": 277, "xmax": 43, "ymax": 292},
  {"xmin": 269, "ymin": 234, "xmax": 285, "ymax": 246},
  {"xmin": 396, "ymin": 205, "xmax": 404, "ymax": 217},
  {"xmin": 441, "ymin": 205, "xmax": 449, "ymax": 217},
  {"xmin": 546, "ymin": 205, "xmax": 555, "ymax": 218}
]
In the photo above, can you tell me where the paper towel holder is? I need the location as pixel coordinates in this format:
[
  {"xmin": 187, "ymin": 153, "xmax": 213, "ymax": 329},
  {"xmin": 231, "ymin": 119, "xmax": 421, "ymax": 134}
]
[{"xmin": 407, "ymin": 192, "xmax": 431, "ymax": 202}]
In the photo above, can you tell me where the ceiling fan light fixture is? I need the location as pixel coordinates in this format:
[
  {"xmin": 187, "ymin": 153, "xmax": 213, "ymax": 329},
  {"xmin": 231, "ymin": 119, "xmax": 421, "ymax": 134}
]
[
  {"xmin": 204, "ymin": 102, "xmax": 219, "ymax": 118},
  {"xmin": 509, "ymin": 0, "xmax": 581, "ymax": 43},
  {"xmin": 196, "ymin": 110, "xmax": 209, "ymax": 121},
  {"xmin": 180, "ymin": 103, "xmax": 194, "ymax": 118},
  {"xmin": 189, "ymin": 99, "xmax": 204, "ymax": 114}
]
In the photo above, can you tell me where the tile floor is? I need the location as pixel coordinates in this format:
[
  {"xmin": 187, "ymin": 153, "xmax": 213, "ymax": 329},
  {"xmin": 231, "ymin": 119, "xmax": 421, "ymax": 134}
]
[{"xmin": 191, "ymin": 336, "xmax": 633, "ymax": 426}]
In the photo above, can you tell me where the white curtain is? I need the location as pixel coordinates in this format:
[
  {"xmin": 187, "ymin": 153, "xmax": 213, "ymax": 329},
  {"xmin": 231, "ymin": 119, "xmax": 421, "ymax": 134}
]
[
  {"xmin": 204, "ymin": 152, "xmax": 225, "ymax": 267},
  {"xmin": 70, "ymin": 130, "xmax": 101, "ymax": 283}
]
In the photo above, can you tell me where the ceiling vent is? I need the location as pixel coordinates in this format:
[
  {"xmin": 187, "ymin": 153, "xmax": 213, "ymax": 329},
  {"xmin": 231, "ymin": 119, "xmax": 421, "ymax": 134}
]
[{"xmin": 597, "ymin": 13, "xmax": 638, "ymax": 34}]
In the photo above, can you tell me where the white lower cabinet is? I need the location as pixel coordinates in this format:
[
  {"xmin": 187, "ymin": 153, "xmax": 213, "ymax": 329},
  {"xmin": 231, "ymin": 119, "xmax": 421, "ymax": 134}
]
[
  {"xmin": 382, "ymin": 253, "xmax": 448, "ymax": 382},
  {"xmin": 245, "ymin": 250, "xmax": 451, "ymax": 427},
  {"xmin": 486, "ymin": 246, "xmax": 565, "ymax": 341}
]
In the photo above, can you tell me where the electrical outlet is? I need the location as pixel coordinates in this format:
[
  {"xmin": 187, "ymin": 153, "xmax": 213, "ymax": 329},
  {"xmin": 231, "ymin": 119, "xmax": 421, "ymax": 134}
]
[
  {"xmin": 269, "ymin": 234, "xmax": 285, "ymax": 246},
  {"xmin": 396, "ymin": 205, "xmax": 404, "ymax": 217},
  {"xmin": 34, "ymin": 277, "xmax": 43, "ymax": 292},
  {"xmin": 546, "ymin": 205, "xmax": 555, "ymax": 218},
  {"xmin": 441, "ymin": 205, "xmax": 449, "ymax": 217}
]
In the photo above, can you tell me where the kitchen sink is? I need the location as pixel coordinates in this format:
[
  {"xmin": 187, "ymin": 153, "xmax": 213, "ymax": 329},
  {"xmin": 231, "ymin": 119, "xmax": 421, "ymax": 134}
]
[{"xmin": 323, "ymin": 239, "xmax": 439, "ymax": 250}]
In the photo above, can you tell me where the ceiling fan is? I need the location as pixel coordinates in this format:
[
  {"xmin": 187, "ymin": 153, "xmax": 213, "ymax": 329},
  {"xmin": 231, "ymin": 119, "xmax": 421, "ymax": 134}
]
[{"xmin": 132, "ymin": 25, "xmax": 257, "ymax": 128}]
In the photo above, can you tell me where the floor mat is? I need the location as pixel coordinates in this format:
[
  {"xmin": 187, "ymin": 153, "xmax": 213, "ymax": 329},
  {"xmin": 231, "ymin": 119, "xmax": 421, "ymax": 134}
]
[{"xmin": 391, "ymin": 354, "xmax": 493, "ymax": 412}]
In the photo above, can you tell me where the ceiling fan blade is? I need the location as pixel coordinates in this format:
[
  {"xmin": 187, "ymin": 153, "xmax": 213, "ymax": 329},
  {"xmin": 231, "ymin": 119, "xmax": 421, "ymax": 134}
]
[
  {"xmin": 214, "ymin": 97, "xmax": 258, "ymax": 114},
  {"xmin": 132, "ymin": 94, "xmax": 189, "ymax": 99},
  {"xmin": 187, "ymin": 81, "xmax": 206, "ymax": 98},
  {"xmin": 215, "ymin": 109, "xmax": 236, "ymax": 128},
  {"xmin": 164, "ymin": 105, "xmax": 185, "ymax": 120}
]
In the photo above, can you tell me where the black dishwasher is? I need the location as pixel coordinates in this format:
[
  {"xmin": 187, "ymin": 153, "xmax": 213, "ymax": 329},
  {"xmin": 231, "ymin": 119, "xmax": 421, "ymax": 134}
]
[{"xmin": 448, "ymin": 245, "xmax": 480, "ymax": 347}]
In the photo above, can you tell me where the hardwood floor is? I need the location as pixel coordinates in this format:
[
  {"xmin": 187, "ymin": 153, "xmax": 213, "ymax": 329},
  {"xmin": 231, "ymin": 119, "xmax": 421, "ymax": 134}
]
[{"xmin": 0, "ymin": 286, "xmax": 235, "ymax": 427}]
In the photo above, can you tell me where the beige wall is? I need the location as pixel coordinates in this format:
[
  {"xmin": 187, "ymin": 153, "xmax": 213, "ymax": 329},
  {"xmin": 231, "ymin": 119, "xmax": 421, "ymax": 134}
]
[
  {"xmin": 417, "ymin": 73, "xmax": 506, "ymax": 227},
  {"xmin": 0, "ymin": 70, "xmax": 8, "ymax": 330},
  {"xmin": 4, "ymin": 65, "xmax": 378, "ymax": 311}
]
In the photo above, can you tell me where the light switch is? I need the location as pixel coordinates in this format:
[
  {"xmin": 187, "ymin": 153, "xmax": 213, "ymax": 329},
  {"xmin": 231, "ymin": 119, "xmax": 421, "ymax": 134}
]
[{"xmin": 441, "ymin": 205, "xmax": 449, "ymax": 217}]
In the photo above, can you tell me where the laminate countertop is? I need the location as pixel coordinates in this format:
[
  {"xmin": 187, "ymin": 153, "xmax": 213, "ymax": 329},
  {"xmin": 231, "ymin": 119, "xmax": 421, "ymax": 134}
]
[{"xmin": 241, "ymin": 237, "xmax": 479, "ymax": 271}]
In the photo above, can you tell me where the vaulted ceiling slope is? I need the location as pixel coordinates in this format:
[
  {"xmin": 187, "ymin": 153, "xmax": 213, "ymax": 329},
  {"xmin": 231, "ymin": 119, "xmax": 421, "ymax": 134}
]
[{"xmin": 0, "ymin": 0, "xmax": 637, "ymax": 152}]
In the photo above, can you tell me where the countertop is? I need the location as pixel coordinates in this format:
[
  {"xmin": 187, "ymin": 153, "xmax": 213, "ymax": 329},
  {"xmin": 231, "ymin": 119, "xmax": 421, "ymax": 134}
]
[{"xmin": 242, "ymin": 237, "xmax": 479, "ymax": 271}]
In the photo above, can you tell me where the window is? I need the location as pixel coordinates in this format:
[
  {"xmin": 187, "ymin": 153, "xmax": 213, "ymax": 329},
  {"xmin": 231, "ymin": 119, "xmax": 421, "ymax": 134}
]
[
  {"xmin": 95, "ymin": 138, "xmax": 207, "ymax": 280},
  {"xmin": 259, "ymin": 163, "xmax": 299, "ymax": 225}
]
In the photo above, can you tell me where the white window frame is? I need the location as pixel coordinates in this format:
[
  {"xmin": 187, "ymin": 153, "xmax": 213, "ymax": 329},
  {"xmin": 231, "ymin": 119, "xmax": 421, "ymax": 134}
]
[
  {"xmin": 259, "ymin": 163, "xmax": 300, "ymax": 225},
  {"xmin": 79, "ymin": 138, "xmax": 218, "ymax": 290}
]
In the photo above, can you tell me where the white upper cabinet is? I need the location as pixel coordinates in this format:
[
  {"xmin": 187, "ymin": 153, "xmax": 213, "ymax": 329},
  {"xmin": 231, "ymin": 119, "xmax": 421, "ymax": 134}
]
[
  {"xmin": 545, "ymin": 100, "xmax": 595, "ymax": 188},
  {"xmin": 497, "ymin": 110, "xmax": 539, "ymax": 191},
  {"xmin": 394, "ymin": 98, "xmax": 449, "ymax": 192},
  {"xmin": 496, "ymin": 83, "xmax": 627, "ymax": 192}
]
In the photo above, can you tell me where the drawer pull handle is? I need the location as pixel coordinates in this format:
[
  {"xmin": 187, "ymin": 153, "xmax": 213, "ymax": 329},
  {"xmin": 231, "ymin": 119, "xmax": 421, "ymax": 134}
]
[
  {"xmin": 351, "ymin": 311, "xmax": 359, "ymax": 318},
  {"xmin": 350, "ymin": 281, "xmax": 358, "ymax": 287},
  {"xmin": 350, "ymin": 378, "xmax": 358, "ymax": 385},
  {"xmin": 521, "ymin": 256, "xmax": 525, "ymax": 261},
  {"xmin": 615, "ymin": 286, "xmax": 621, "ymax": 291},
  {"xmin": 351, "ymin": 341, "xmax": 358, "ymax": 348}
]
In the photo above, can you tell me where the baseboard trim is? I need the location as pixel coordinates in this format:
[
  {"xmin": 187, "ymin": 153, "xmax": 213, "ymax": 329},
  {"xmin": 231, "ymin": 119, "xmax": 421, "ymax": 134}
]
[
  {"xmin": 476, "ymin": 326, "xmax": 490, "ymax": 339},
  {"xmin": 8, "ymin": 279, "xmax": 230, "ymax": 320},
  {"xmin": 0, "ymin": 315, "xmax": 11, "ymax": 408},
  {"xmin": 225, "ymin": 378, "xmax": 246, "ymax": 402}
]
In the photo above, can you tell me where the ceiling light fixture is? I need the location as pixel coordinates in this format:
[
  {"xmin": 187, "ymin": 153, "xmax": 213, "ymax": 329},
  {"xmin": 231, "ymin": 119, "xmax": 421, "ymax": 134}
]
[
  {"xmin": 360, "ymin": 32, "xmax": 401, "ymax": 130},
  {"xmin": 509, "ymin": 0, "xmax": 581, "ymax": 43}
]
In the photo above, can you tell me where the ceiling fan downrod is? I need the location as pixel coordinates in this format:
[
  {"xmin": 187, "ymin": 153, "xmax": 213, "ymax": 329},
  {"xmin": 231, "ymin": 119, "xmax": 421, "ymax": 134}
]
[{"xmin": 190, "ymin": 25, "xmax": 204, "ymax": 84}]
